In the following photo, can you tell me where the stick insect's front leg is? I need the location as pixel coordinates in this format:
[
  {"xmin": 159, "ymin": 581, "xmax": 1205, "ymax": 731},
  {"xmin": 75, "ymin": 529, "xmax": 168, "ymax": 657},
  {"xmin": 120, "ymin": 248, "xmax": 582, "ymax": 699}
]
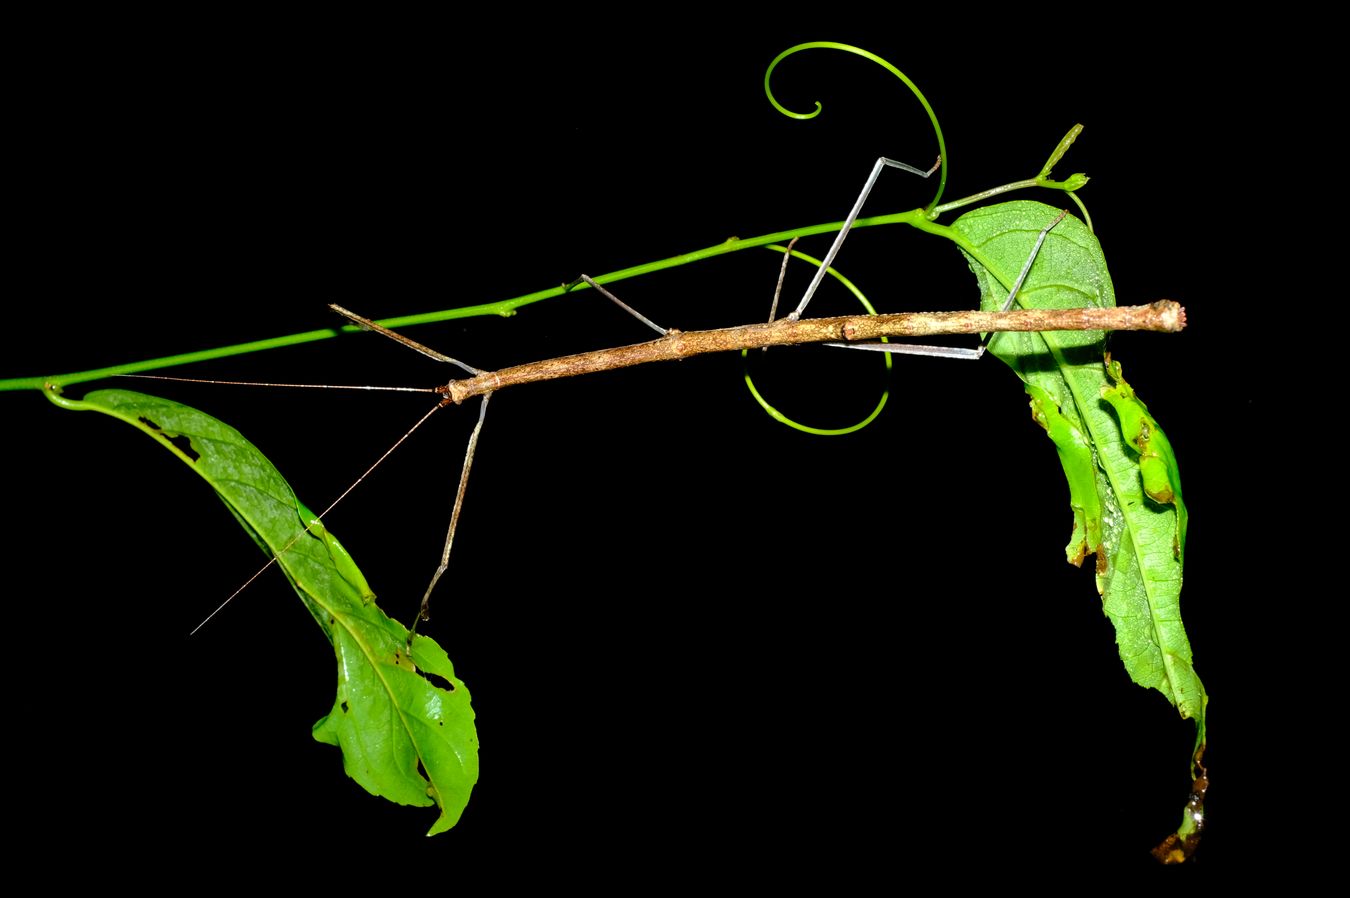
[
  {"xmin": 823, "ymin": 208, "xmax": 1068, "ymax": 360},
  {"xmin": 786, "ymin": 155, "xmax": 940, "ymax": 322}
]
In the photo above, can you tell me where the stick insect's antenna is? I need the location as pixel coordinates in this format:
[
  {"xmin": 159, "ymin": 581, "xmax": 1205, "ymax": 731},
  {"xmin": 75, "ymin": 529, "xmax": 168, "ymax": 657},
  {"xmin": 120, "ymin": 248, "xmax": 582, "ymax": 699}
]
[
  {"xmin": 823, "ymin": 208, "xmax": 1069, "ymax": 360},
  {"xmin": 788, "ymin": 155, "xmax": 941, "ymax": 322},
  {"xmin": 123, "ymin": 373, "xmax": 440, "ymax": 395},
  {"xmin": 189, "ymin": 400, "xmax": 447, "ymax": 635}
]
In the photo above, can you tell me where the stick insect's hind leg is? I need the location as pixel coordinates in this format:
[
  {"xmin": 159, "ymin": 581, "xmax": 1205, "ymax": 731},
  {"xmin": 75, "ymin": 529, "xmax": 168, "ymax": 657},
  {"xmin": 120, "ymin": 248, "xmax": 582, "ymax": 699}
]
[
  {"xmin": 787, "ymin": 155, "xmax": 940, "ymax": 322},
  {"xmin": 824, "ymin": 208, "xmax": 1068, "ymax": 360},
  {"xmin": 564, "ymin": 275, "xmax": 669, "ymax": 336}
]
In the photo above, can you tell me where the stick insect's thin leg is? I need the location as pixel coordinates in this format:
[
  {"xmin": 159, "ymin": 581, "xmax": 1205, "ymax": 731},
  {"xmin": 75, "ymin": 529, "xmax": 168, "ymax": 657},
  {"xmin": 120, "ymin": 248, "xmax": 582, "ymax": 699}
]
[
  {"xmin": 330, "ymin": 304, "xmax": 482, "ymax": 375},
  {"xmin": 767, "ymin": 236, "xmax": 800, "ymax": 325},
  {"xmin": 788, "ymin": 155, "xmax": 940, "ymax": 322},
  {"xmin": 758, "ymin": 236, "xmax": 801, "ymax": 352},
  {"xmin": 991, "ymin": 209, "xmax": 1068, "ymax": 315},
  {"xmin": 565, "ymin": 275, "xmax": 669, "ymax": 336},
  {"xmin": 823, "ymin": 208, "xmax": 1069, "ymax": 360},
  {"xmin": 410, "ymin": 391, "xmax": 491, "ymax": 642}
]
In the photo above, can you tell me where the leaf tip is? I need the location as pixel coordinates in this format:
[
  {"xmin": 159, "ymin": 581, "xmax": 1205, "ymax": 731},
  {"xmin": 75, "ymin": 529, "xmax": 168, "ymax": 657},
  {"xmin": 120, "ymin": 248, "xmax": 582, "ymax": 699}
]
[{"xmin": 1151, "ymin": 745, "xmax": 1208, "ymax": 864}]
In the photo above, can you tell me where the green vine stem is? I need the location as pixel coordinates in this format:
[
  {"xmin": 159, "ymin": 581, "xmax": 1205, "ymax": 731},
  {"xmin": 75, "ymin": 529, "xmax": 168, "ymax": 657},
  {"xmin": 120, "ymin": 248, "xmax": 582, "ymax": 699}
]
[
  {"xmin": 2, "ymin": 174, "xmax": 1090, "ymax": 395},
  {"xmin": 0, "ymin": 213, "xmax": 916, "ymax": 391}
]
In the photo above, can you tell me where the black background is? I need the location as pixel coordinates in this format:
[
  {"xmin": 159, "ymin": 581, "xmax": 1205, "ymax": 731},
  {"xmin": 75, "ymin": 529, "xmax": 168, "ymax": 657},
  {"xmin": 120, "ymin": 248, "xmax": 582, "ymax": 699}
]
[{"xmin": 5, "ymin": 16, "xmax": 1274, "ymax": 879}]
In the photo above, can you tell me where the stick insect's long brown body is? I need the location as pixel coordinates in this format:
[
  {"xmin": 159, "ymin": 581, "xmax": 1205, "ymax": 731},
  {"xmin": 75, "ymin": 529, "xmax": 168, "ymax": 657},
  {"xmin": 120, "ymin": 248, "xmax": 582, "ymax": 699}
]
[
  {"xmin": 437, "ymin": 301, "xmax": 1185, "ymax": 403},
  {"xmin": 322, "ymin": 298, "xmax": 1184, "ymax": 637}
]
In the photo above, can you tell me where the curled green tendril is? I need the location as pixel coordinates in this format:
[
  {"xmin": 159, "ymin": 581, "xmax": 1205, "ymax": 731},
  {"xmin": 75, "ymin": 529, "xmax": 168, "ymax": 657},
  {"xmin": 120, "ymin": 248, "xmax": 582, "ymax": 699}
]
[
  {"xmin": 764, "ymin": 42, "xmax": 948, "ymax": 213},
  {"xmin": 742, "ymin": 246, "xmax": 890, "ymax": 436}
]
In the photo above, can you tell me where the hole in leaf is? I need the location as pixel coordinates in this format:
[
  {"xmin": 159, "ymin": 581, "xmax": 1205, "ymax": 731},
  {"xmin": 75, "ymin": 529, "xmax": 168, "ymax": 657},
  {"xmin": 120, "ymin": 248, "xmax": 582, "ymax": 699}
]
[
  {"xmin": 421, "ymin": 670, "xmax": 454, "ymax": 692},
  {"xmin": 163, "ymin": 433, "xmax": 200, "ymax": 461},
  {"xmin": 340, "ymin": 700, "xmax": 349, "ymax": 714},
  {"xmin": 138, "ymin": 417, "xmax": 201, "ymax": 461}
]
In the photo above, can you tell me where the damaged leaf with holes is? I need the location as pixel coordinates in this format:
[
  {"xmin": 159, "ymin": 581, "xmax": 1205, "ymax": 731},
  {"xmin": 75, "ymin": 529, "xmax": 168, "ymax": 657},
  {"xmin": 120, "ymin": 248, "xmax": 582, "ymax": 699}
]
[
  {"xmin": 948, "ymin": 201, "xmax": 1206, "ymax": 860},
  {"xmin": 45, "ymin": 386, "xmax": 479, "ymax": 834}
]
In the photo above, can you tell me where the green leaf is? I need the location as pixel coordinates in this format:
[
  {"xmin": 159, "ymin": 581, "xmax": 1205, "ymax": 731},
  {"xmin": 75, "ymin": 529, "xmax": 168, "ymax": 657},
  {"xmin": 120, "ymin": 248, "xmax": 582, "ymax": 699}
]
[
  {"xmin": 950, "ymin": 201, "xmax": 1207, "ymax": 860},
  {"xmin": 45, "ymin": 386, "xmax": 478, "ymax": 834}
]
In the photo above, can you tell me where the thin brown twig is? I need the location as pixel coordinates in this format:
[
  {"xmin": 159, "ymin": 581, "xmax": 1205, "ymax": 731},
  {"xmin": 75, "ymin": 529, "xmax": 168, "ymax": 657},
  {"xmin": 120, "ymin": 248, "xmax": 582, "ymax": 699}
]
[{"xmin": 441, "ymin": 301, "xmax": 1185, "ymax": 403}]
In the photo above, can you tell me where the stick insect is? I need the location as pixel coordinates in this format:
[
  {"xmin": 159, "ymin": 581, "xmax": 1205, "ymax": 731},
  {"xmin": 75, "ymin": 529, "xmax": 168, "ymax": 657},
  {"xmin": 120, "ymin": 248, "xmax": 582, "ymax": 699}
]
[{"xmin": 0, "ymin": 36, "xmax": 1209, "ymax": 864}]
